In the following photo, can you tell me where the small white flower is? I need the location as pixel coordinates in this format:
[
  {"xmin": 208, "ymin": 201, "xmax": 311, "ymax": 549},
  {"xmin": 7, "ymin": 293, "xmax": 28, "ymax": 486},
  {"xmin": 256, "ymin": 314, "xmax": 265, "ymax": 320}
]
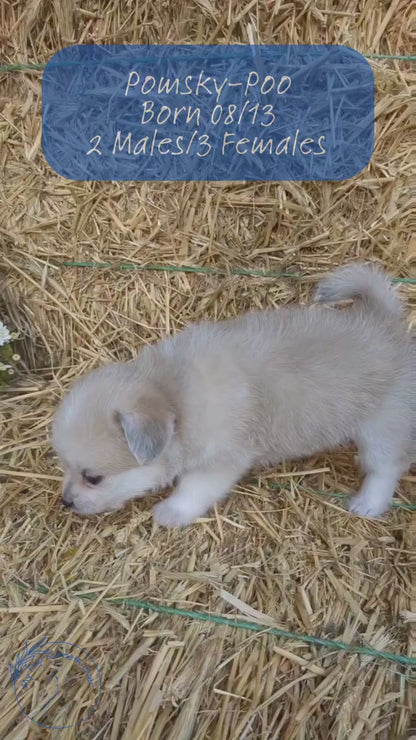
[
  {"xmin": 0, "ymin": 321, "xmax": 12, "ymax": 347},
  {"xmin": 12, "ymin": 354, "xmax": 20, "ymax": 362}
]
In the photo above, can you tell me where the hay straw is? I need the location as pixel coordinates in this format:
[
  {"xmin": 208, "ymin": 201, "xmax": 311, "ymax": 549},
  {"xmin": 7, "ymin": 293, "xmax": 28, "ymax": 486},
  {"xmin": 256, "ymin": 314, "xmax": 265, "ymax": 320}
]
[{"xmin": 0, "ymin": 0, "xmax": 415, "ymax": 737}]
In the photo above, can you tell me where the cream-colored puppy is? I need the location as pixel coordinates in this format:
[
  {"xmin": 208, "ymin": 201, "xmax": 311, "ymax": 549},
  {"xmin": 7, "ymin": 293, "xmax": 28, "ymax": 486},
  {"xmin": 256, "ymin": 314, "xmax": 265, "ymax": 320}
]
[{"xmin": 52, "ymin": 263, "xmax": 414, "ymax": 526}]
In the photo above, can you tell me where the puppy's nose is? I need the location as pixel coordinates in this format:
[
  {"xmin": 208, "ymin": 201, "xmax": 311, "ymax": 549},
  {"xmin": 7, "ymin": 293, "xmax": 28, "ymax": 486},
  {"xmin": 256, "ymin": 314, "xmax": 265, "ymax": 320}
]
[{"xmin": 61, "ymin": 483, "xmax": 74, "ymax": 508}]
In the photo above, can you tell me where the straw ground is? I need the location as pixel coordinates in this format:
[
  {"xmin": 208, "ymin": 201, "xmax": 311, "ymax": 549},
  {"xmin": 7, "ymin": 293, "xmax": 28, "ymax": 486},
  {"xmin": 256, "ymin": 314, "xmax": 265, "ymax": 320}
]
[{"xmin": 0, "ymin": 1, "xmax": 415, "ymax": 738}]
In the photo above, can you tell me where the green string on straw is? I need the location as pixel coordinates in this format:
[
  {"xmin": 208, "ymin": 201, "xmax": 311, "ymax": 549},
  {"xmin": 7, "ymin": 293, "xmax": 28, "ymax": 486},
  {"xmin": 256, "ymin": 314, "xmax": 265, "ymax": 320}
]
[
  {"xmin": 0, "ymin": 53, "xmax": 415, "ymax": 73},
  {"xmin": 51, "ymin": 260, "xmax": 416, "ymax": 285},
  {"xmin": 365, "ymin": 53, "xmax": 416, "ymax": 61},
  {"xmin": 97, "ymin": 598, "xmax": 416, "ymax": 668},
  {"xmin": 14, "ymin": 581, "xmax": 416, "ymax": 668},
  {"xmin": 269, "ymin": 483, "xmax": 416, "ymax": 511}
]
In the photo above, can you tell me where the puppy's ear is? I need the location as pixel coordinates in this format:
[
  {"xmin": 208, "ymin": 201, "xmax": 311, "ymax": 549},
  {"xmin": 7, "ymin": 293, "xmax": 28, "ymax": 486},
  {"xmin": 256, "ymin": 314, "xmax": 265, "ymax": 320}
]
[{"xmin": 116, "ymin": 402, "xmax": 175, "ymax": 464}]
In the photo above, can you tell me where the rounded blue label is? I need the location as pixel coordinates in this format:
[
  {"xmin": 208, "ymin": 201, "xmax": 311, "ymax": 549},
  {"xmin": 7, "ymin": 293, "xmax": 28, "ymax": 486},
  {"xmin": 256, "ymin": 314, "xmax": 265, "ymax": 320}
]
[{"xmin": 41, "ymin": 44, "xmax": 374, "ymax": 182}]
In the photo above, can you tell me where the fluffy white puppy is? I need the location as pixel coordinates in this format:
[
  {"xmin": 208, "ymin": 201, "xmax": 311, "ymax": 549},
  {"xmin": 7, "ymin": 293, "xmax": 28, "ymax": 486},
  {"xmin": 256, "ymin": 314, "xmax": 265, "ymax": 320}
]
[{"xmin": 52, "ymin": 263, "xmax": 414, "ymax": 526}]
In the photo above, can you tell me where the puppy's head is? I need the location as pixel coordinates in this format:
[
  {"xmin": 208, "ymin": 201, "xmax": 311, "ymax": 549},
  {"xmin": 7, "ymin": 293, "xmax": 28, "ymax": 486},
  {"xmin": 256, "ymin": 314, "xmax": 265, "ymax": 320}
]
[{"xmin": 52, "ymin": 361, "xmax": 175, "ymax": 514}]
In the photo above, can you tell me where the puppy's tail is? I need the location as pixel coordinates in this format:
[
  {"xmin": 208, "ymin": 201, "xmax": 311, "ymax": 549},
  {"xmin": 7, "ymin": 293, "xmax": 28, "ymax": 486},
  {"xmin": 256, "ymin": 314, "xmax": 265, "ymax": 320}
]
[{"xmin": 314, "ymin": 262, "xmax": 404, "ymax": 321}]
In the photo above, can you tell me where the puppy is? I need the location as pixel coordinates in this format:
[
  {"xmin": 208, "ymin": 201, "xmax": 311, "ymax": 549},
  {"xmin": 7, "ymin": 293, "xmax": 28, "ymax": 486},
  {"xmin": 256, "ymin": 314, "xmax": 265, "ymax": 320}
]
[{"xmin": 52, "ymin": 262, "xmax": 414, "ymax": 526}]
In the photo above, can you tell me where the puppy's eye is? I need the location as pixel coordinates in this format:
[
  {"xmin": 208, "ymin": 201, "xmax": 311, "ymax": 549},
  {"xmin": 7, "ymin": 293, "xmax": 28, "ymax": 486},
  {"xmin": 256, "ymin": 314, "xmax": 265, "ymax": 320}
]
[{"xmin": 83, "ymin": 471, "xmax": 103, "ymax": 486}]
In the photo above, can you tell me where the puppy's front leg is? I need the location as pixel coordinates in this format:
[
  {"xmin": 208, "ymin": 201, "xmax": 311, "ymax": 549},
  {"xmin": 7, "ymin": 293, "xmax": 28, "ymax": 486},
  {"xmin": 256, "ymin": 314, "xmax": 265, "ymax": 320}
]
[{"xmin": 153, "ymin": 467, "xmax": 243, "ymax": 527}]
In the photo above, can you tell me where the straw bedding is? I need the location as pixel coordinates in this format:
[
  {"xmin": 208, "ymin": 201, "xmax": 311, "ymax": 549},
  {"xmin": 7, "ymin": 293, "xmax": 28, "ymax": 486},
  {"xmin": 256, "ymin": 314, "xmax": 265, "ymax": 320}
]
[{"xmin": 0, "ymin": 1, "xmax": 414, "ymax": 738}]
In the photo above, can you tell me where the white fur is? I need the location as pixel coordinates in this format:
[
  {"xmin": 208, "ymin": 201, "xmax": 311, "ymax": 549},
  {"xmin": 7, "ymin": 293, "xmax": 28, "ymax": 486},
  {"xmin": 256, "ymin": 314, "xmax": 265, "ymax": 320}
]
[{"xmin": 52, "ymin": 262, "xmax": 415, "ymax": 525}]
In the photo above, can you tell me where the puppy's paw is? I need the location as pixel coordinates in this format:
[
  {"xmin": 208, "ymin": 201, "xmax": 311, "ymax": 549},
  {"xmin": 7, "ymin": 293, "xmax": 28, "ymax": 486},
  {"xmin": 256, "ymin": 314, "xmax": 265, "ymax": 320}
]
[
  {"xmin": 348, "ymin": 494, "xmax": 388, "ymax": 519},
  {"xmin": 153, "ymin": 499, "xmax": 196, "ymax": 528}
]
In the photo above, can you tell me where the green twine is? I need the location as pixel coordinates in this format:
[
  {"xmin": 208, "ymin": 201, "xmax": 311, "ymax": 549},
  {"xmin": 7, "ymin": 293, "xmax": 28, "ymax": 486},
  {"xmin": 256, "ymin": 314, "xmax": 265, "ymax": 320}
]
[
  {"xmin": 97, "ymin": 598, "xmax": 416, "ymax": 668},
  {"xmin": 270, "ymin": 483, "xmax": 416, "ymax": 511},
  {"xmin": 365, "ymin": 53, "xmax": 416, "ymax": 61},
  {"xmin": 0, "ymin": 62, "xmax": 46, "ymax": 72},
  {"xmin": 315, "ymin": 492, "xmax": 415, "ymax": 511},
  {"xmin": 51, "ymin": 260, "xmax": 416, "ymax": 285},
  {"xmin": 0, "ymin": 53, "xmax": 415, "ymax": 73},
  {"xmin": 14, "ymin": 581, "xmax": 415, "ymax": 668},
  {"xmin": 54, "ymin": 261, "xmax": 301, "ymax": 279}
]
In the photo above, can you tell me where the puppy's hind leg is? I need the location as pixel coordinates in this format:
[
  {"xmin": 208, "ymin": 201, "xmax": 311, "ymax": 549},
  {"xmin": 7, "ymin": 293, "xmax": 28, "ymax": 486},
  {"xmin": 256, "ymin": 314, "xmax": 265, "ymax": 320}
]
[
  {"xmin": 348, "ymin": 462, "xmax": 403, "ymax": 518},
  {"xmin": 153, "ymin": 465, "xmax": 246, "ymax": 527},
  {"xmin": 349, "ymin": 417, "xmax": 408, "ymax": 518}
]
